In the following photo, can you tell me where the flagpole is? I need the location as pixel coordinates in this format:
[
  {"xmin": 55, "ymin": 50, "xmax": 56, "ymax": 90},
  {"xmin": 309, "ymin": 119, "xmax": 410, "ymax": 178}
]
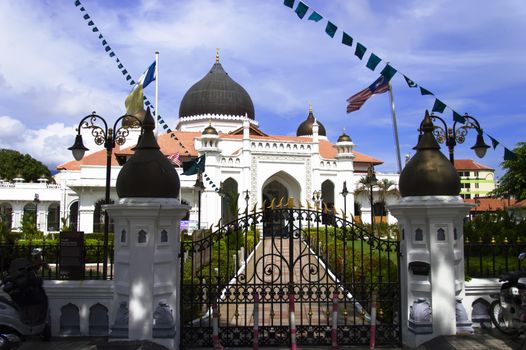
[
  {"xmin": 155, "ymin": 51, "xmax": 159, "ymax": 138},
  {"xmin": 388, "ymin": 81, "xmax": 402, "ymax": 173}
]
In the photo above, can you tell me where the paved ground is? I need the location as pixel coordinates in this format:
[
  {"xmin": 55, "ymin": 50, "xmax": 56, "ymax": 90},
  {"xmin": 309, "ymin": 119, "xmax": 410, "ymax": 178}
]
[{"xmin": 16, "ymin": 328, "xmax": 526, "ymax": 349}]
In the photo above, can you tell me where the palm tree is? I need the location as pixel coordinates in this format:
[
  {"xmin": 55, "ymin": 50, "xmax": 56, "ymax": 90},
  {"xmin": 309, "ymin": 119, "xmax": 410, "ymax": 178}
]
[{"xmin": 375, "ymin": 179, "xmax": 400, "ymax": 226}]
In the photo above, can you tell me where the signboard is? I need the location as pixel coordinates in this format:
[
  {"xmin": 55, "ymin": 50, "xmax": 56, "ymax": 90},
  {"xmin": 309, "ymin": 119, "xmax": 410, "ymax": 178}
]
[{"xmin": 59, "ymin": 231, "xmax": 85, "ymax": 280}]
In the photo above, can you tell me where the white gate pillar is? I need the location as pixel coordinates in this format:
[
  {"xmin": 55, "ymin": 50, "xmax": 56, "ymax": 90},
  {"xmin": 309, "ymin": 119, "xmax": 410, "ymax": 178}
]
[
  {"xmin": 104, "ymin": 108, "xmax": 188, "ymax": 349},
  {"xmin": 389, "ymin": 111, "xmax": 473, "ymax": 348}
]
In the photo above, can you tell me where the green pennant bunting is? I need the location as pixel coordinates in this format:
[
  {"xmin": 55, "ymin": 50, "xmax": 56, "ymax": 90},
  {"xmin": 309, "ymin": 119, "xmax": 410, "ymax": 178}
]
[
  {"xmin": 504, "ymin": 148, "xmax": 518, "ymax": 161},
  {"xmin": 87, "ymin": 20, "xmax": 94, "ymax": 26},
  {"xmin": 403, "ymin": 75, "xmax": 417, "ymax": 88},
  {"xmin": 432, "ymin": 99, "xmax": 446, "ymax": 113},
  {"xmin": 380, "ymin": 64, "xmax": 397, "ymax": 81},
  {"xmin": 325, "ymin": 21, "xmax": 337, "ymax": 38},
  {"xmin": 98, "ymin": 34, "xmax": 103, "ymax": 39},
  {"xmin": 283, "ymin": 0, "xmax": 294, "ymax": 8},
  {"xmin": 342, "ymin": 32, "xmax": 353, "ymax": 46},
  {"xmin": 308, "ymin": 11, "xmax": 323, "ymax": 22},
  {"xmin": 92, "ymin": 27, "xmax": 99, "ymax": 32},
  {"xmin": 105, "ymin": 46, "xmax": 111, "ymax": 52},
  {"xmin": 366, "ymin": 53, "xmax": 381, "ymax": 71},
  {"xmin": 75, "ymin": 0, "xmax": 81, "ymax": 6},
  {"xmin": 453, "ymin": 111, "xmax": 466, "ymax": 123},
  {"xmin": 419, "ymin": 87, "xmax": 433, "ymax": 96},
  {"xmin": 488, "ymin": 135, "xmax": 499, "ymax": 149},
  {"xmin": 295, "ymin": 1, "xmax": 308, "ymax": 19},
  {"xmin": 325, "ymin": 21, "xmax": 338, "ymax": 38},
  {"xmin": 80, "ymin": 7, "xmax": 85, "ymax": 11},
  {"xmin": 354, "ymin": 43, "xmax": 366, "ymax": 60},
  {"xmin": 83, "ymin": 14, "xmax": 90, "ymax": 20}
]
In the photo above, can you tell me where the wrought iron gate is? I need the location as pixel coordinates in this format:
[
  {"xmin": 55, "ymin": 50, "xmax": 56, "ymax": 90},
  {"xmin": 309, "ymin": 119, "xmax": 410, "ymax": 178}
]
[{"xmin": 180, "ymin": 207, "xmax": 400, "ymax": 347}]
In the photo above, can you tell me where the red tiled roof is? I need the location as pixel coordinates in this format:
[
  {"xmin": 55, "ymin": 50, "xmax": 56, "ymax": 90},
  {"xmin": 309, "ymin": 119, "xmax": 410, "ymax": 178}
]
[
  {"xmin": 57, "ymin": 131, "xmax": 383, "ymax": 169},
  {"xmin": 512, "ymin": 199, "xmax": 526, "ymax": 209},
  {"xmin": 465, "ymin": 197, "xmax": 517, "ymax": 212},
  {"xmin": 454, "ymin": 159, "xmax": 493, "ymax": 171}
]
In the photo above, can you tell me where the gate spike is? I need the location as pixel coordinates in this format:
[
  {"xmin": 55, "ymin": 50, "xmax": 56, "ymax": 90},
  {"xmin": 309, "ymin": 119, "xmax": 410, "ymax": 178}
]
[
  {"xmin": 252, "ymin": 202, "xmax": 258, "ymax": 214},
  {"xmin": 297, "ymin": 199, "xmax": 304, "ymax": 208},
  {"xmin": 261, "ymin": 200, "xmax": 267, "ymax": 211},
  {"xmin": 340, "ymin": 208, "xmax": 346, "ymax": 219},
  {"xmin": 287, "ymin": 198, "xmax": 294, "ymax": 209},
  {"xmin": 306, "ymin": 199, "xmax": 312, "ymax": 210},
  {"xmin": 323, "ymin": 202, "xmax": 329, "ymax": 213},
  {"xmin": 267, "ymin": 198, "xmax": 275, "ymax": 209},
  {"xmin": 215, "ymin": 218, "xmax": 221, "ymax": 228},
  {"xmin": 277, "ymin": 196, "xmax": 284, "ymax": 208}
]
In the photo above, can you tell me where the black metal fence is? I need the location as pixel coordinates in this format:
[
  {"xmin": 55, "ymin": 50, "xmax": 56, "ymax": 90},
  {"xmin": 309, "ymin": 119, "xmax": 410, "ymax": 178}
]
[
  {"xmin": 464, "ymin": 240, "xmax": 526, "ymax": 278},
  {"xmin": 0, "ymin": 243, "xmax": 114, "ymax": 280}
]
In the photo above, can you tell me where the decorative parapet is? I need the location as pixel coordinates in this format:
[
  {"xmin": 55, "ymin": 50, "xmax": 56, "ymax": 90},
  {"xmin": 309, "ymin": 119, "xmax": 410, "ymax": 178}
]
[{"xmin": 250, "ymin": 140, "xmax": 312, "ymax": 154}]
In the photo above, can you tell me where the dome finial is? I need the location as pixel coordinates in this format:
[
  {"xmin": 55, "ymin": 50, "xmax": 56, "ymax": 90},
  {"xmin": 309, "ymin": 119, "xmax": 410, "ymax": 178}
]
[
  {"xmin": 309, "ymin": 102, "xmax": 312, "ymax": 113},
  {"xmin": 216, "ymin": 48, "xmax": 220, "ymax": 63}
]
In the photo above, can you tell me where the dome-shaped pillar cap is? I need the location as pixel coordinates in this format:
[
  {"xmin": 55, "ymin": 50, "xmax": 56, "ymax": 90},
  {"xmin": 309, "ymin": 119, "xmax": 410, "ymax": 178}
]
[
  {"xmin": 117, "ymin": 108, "xmax": 180, "ymax": 198},
  {"xmin": 399, "ymin": 110, "xmax": 460, "ymax": 197}
]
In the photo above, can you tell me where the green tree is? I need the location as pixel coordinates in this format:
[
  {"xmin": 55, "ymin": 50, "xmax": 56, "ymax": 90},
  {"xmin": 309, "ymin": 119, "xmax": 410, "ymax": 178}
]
[
  {"xmin": 490, "ymin": 142, "xmax": 526, "ymax": 200},
  {"xmin": 0, "ymin": 149, "xmax": 52, "ymax": 182},
  {"xmin": 21, "ymin": 212, "xmax": 43, "ymax": 240}
]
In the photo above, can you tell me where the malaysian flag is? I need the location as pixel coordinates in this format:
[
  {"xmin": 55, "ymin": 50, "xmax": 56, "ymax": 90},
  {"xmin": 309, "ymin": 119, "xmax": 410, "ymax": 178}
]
[
  {"xmin": 167, "ymin": 152, "xmax": 181, "ymax": 166},
  {"xmin": 346, "ymin": 76, "xmax": 389, "ymax": 113}
]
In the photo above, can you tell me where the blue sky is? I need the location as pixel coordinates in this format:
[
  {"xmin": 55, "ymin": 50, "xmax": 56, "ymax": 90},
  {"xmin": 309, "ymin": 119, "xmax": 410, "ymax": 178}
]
[{"xmin": 0, "ymin": 0, "xmax": 524, "ymax": 178}]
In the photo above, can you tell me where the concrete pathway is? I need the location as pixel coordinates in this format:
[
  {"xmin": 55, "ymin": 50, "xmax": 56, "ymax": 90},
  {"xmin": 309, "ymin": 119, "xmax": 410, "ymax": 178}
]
[{"xmin": 17, "ymin": 328, "xmax": 525, "ymax": 349}]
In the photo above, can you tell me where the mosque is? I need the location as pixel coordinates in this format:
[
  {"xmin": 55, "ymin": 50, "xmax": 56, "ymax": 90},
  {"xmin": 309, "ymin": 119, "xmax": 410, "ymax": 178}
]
[{"xmin": 6, "ymin": 54, "xmax": 401, "ymax": 235}]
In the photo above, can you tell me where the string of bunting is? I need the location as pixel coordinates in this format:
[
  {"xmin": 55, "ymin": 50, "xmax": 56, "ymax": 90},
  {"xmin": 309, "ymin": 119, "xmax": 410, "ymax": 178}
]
[
  {"xmin": 203, "ymin": 173, "xmax": 221, "ymax": 192},
  {"xmin": 283, "ymin": 0, "xmax": 517, "ymax": 161},
  {"xmin": 73, "ymin": 0, "xmax": 189, "ymax": 156}
]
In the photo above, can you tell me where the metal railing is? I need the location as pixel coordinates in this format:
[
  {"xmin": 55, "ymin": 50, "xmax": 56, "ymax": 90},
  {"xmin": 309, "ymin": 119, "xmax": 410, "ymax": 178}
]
[
  {"xmin": 464, "ymin": 240, "xmax": 526, "ymax": 278},
  {"xmin": 0, "ymin": 243, "xmax": 114, "ymax": 280}
]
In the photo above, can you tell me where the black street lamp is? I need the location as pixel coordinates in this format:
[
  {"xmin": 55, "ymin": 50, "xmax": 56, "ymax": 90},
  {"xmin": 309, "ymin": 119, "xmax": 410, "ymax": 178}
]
[
  {"xmin": 33, "ymin": 193, "xmax": 40, "ymax": 230},
  {"xmin": 426, "ymin": 111, "xmax": 490, "ymax": 164},
  {"xmin": 364, "ymin": 165, "xmax": 378, "ymax": 235},
  {"xmin": 341, "ymin": 181, "xmax": 349, "ymax": 220},
  {"xmin": 194, "ymin": 172, "xmax": 205, "ymax": 230},
  {"xmin": 68, "ymin": 112, "xmax": 142, "ymax": 280},
  {"xmin": 244, "ymin": 190, "xmax": 250, "ymax": 215}
]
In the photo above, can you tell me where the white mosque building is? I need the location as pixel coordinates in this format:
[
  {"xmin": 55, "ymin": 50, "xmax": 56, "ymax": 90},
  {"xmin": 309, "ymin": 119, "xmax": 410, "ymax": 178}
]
[{"xmin": 0, "ymin": 55, "xmax": 400, "ymax": 236}]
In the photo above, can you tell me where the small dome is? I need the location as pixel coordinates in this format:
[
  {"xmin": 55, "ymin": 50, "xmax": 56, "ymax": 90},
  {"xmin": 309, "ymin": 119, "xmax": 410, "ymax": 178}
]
[
  {"xmin": 399, "ymin": 111, "xmax": 460, "ymax": 197},
  {"xmin": 296, "ymin": 107, "xmax": 327, "ymax": 137},
  {"xmin": 202, "ymin": 124, "xmax": 218, "ymax": 135},
  {"xmin": 117, "ymin": 108, "xmax": 180, "ymax": 198},
  {"xmin": 179, "ymin": 56, "xmax": 255, "ymax": 119},
  {"xmin": 337, "ymin": 131, "xmax": 352, "ymax": 143}
]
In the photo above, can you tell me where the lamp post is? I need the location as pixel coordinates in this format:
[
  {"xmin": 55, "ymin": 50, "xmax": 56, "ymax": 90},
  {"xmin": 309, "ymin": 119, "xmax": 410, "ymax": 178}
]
[
  {"xmin": 33, "ymin": 193, "xmax": 40, "ymax": 230},
  {"xmin": 426, "ymin": 112, "xmax": 490, "ymax": 164},
  {"xmin": 364, "ymin": 165, "xmax": 378, "ymax": 235},
  {"xmin": 244, "ymin": 190, "xmax": 250, "ymax": 215},
  {"xmin": 68, "ymin": 112, "xmax": 142, "ymax": 280},
  {"xmin": 194, "ymin": 172, "xmax": 205, "ymax": 230},
  {"xmin": 341, "ymin": 181, "xmax": 349, "ymax": 220}
]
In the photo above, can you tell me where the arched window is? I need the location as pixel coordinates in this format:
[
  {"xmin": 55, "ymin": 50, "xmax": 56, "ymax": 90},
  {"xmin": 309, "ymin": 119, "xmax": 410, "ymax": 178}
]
[
  {"xmin": 93, "ymin": 199, "xmax": 114, "ymax": 233},
  {"xmin": 321, "ymin": 180, "xmax": 335, "ymax": 209},
  {"xmin": 221, "ymin": 178, "xmax": 238, "ymax": 224},
  {"xmin": 0, "ymin": 203, "xmax": 13, "ymax": 230},
  {"xmin": 47, "ymin": 202, "xmax": 60, "ymax": 232},
  {"xmin": 23, "ymin": 203, "xmax": 37, "ymax": 227},
  {"xmin": 69, "ymin": 201, "xmax": 79, "ymax": 231}
]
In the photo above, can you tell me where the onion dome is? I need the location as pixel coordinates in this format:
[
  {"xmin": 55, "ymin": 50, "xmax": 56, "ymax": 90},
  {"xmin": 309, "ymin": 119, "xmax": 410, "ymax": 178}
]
[
  {"xmin": 337, "ymin": 130, "xmax": 352, "ymax": 143},
  {"xmin": 399, "ymin": 111, "xmax": 460, "ymax": 197},
  {"xmin": 179, "ymin": 51, "xmax": 255, "ymax": 119},
  {"xmin": 296, "ymin": 105, "xmax": 327, "ymax": 137},
  {"xmin": 117, "ymin": 108, "xmax": 180, "ymax": 198},
  {"xmin": 202, "ymin": 123, "xmax": 218, "ymax": 135}
]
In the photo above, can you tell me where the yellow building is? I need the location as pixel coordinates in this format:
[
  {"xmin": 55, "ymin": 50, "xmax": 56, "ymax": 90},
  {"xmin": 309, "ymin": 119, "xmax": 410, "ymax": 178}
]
[{"xmin": 454, "ymin": 159, "xmax": 495, "ymax": 199}]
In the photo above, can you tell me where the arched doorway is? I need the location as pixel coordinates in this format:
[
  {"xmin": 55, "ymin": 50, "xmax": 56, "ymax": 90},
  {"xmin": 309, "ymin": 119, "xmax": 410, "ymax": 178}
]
[
  {"xmin": 221, "ymin": 178, "xmax": 239, "ymax": 224},
  {"xmin": 261, "ymin": 172, "xmax": 301, "ymax": 236}
]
